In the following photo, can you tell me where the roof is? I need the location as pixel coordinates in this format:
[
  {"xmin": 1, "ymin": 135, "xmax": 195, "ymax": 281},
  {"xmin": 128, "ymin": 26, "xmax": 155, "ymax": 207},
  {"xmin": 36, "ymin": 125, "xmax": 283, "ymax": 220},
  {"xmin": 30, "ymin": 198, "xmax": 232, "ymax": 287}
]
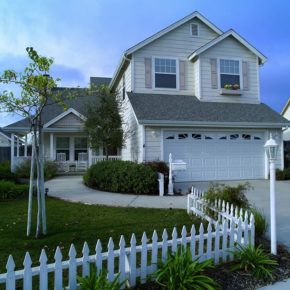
[
  {"xmin": 127, "ymin": 92, "xmax": 290, "ymax": 128},
  {"xmin": 110, "ymin": 11, "xmax": 223, "ymax": 90},
  {"xmin": 188, "ymin": 29, "xmax": 267, "ymax": 64},
  {"xmin": 281, "ymin": 97, "xmax": 290, "ymax": 115},
  {"xmin": 4, "ymin": 76, "xmax": 111, "ymax": 131},
  {"xmin": 0, "ymin": 128, "xmax": 11, "ymax": 140},
  {"xmin": 90, "ymin": 77, "xmax": 111, "ymax": 87}
]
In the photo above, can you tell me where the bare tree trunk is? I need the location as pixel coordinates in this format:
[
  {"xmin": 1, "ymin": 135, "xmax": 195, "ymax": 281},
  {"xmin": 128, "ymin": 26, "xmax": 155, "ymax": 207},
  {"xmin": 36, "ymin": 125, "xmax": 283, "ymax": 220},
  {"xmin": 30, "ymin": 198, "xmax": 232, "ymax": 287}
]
[
  {"xmin": 26, "ymin": 134, "xmax": 35, "ymax": 237},
  {"xmin": 38, "ymin": 120, "xmax": 47, "ymax": 235},
  {"xmin": 34, "ymin": 125, "xmax": 42, "ymax": 238}
]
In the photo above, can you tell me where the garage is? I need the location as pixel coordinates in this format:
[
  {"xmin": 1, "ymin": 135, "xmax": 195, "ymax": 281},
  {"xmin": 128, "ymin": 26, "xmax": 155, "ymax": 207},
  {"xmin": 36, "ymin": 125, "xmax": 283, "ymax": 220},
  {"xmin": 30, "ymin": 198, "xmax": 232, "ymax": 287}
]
[{"xmin": 163, "ymin": 130, "xmax": 265, "ymax": 182}]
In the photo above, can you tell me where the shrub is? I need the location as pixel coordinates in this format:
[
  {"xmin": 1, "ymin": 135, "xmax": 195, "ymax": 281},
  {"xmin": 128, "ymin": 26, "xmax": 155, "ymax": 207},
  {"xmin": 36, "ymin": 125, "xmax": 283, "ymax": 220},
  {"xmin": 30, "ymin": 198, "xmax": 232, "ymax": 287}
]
[
  {"xmin": 15, "ymin": 160, "xmax": 58, "ymax": 180},
  {"xmin": 275, "ymin": 169, "xmax": 285, "ymax": 180},
  {"xmin": 77, "ymin": 264, "xmax": 125, "ymax": 290},
  {"xmin": 251, "ymin": 207, "xmax": 268, "ymax": 237},
  {"xmin": 145, "ymin": 161, "xmax": 169, "ymax": 192},
  {"xmin": 231, "ymin": 244, "xmax": 277, "ymax": 279},
  {"xmin": 0, "ymin": 161, "xmax": 18, "ymax": 182},
  {"xmin": 0, "ymin": 180, "xmax": 29, "ymax": 200},
  {"xmin": 204, "ymin": 182, "xmax": 251, "ymax": 209},
  {"xmin": 154, "ymin": 246, "xmax": 218, "ymax": 290},
  {"xmin": 84, "ymin": 160, "xmax": 158, "ymax": 194},
  {"xmin": 283, "ymin": 167, "xmax": 290, "ymax": 180}
]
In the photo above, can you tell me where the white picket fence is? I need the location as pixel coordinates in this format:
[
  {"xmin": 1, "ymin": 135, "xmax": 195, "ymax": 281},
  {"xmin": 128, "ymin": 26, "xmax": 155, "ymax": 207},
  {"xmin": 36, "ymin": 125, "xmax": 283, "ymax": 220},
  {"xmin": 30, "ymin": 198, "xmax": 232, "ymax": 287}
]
[
  {"xmin": 187, "ymin": 187, "xmax": 255, "ymax": 244},
  {"xmin": 0, "ymin": 218, "xmax": 253, "ymax": 290}
]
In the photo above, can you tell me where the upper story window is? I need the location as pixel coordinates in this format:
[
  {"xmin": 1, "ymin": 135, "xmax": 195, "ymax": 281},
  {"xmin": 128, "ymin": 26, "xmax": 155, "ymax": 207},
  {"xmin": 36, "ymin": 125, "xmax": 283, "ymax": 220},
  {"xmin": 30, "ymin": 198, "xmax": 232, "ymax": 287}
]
[
  {"xmin": 190, "ymin": 23, "xmax": 199, "ymax": 36},
  {"xmin": 220, "ymin": 59, "xmax": 240, "ymax": 89},
  {"xmin": 154, "ymin": 58, "xmax": 177, "ymax": 89}
]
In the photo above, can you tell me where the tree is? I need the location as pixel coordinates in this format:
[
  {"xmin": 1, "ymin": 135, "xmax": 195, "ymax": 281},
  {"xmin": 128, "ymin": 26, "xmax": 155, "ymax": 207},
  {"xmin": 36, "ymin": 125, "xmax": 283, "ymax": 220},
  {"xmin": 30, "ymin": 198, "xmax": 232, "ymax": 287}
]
[
  {"xmin": 0, "ymin": 47, "xmax": 68, "ymax": 238},
  {"xmin": 85, "ymin": 85, "xmax": 126, "ymax": 159}
]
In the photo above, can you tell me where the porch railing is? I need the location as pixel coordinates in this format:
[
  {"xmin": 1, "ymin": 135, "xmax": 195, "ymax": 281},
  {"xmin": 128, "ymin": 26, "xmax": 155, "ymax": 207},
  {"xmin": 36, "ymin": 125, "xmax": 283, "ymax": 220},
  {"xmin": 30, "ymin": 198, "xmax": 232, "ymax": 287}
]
[{"xmin": 91, "ymin": 155, "xmax": 122, "ymax": 164}]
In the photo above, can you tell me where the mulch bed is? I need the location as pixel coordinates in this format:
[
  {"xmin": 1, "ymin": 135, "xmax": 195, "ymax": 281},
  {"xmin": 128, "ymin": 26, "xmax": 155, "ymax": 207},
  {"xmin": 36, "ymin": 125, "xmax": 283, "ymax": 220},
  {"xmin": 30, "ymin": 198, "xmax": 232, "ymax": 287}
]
[{"xmin": 133, "ymin": 238, "xmax": 290, "ymax": 290}]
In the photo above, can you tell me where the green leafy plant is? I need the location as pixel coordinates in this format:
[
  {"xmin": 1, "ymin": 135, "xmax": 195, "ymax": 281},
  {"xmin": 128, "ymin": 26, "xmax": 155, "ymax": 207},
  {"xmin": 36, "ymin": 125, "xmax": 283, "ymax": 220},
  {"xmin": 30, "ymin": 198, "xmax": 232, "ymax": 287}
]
[
  {"xmin": 77, "ymin": 264, "xmax": 125, "ymax": 290},
  {"xmin": 0, "ymin": 161, "xmax": 18, "ymax": 182},
  {"xmin": 145, "ymin": 161, "xmax": 169, "ymax": 192},
  {"xmin": 275, "ymin": 169, "xmax": 285, "ymax": 180},
  {"xmin": 231, "ymin": 244, "xmax": 277, "ymax": 279},
  {"xmin": 0, "ymin": 180, "xmax": 29, "ymax": 200},
  {"xmin": 15, "ymin": 160, "xmax": 58, "ymax": 180},
  {"xmin": 204, "ymin": 182, "xmax": 251, "ymax": 209},
  {"xmin": 251, "ymin": 207, "xmax": 268, "ymax": 237},
  {"xmin": 224, "ymin": 84, "xmax": 232, "ymax": 89},
  {"xmin": 154, "ymin": 246, "xmax": 218, "ymax": 290},
  {"xmin": 83, "ymin": 160, "xmax": 158, "ymax": 194}
]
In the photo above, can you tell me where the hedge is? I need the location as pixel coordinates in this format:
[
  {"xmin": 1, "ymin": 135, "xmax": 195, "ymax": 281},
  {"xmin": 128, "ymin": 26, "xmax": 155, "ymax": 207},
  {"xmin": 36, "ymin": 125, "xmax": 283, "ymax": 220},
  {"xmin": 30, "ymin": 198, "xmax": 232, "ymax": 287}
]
[
  {"xmin": 83, "ymin": 160, "xmax": 158, "ymax": 195},
  {"xmin": 0, "ymin": 161, "xmax": 18, "ymax": 182},
  {"xmin": 0, "ymin": 180, "xmax": 29, "ymax": 200}
]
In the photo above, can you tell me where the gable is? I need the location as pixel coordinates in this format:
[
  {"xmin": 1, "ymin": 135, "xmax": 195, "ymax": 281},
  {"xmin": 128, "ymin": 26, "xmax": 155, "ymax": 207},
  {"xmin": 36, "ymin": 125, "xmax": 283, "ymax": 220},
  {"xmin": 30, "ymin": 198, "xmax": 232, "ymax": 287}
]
[{"xmin": 48, "ymin": 112, "xmax": 84, "ymax": 128}]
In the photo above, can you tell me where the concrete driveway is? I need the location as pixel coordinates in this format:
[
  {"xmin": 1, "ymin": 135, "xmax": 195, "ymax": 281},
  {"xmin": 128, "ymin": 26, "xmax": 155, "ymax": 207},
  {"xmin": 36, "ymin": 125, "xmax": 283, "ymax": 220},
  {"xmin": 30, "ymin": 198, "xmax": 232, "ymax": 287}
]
[{"xmin": 176, "ymin": 179, "xmax": 290, "ymax": 248}]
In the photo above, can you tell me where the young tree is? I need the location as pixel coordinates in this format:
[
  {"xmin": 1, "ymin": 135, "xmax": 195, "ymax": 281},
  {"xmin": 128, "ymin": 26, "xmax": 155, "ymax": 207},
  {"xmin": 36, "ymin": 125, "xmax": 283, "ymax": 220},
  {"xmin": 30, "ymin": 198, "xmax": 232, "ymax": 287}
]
[
  {"xmin": 0, "ymin": 47, "xmax": 68, "ymax": 238},
  {"xmin": 85, "ymin": 85, "xmax": 126, "ymax": 159}
]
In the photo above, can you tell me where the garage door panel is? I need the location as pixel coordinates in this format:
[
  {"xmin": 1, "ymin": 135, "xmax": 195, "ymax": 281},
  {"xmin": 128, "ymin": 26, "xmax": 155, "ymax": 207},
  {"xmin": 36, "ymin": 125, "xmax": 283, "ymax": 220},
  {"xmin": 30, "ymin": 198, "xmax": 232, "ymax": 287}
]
[{"xmin": 164, "ymin": 131, "xmax": 265, "ymax": 181}]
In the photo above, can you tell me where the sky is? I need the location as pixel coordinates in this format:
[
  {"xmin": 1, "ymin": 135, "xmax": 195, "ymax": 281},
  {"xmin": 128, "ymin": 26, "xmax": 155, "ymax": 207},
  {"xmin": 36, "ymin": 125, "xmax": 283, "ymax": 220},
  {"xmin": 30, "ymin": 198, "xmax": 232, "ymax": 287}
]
[{"xmin": 0, "ymin": 0, "xmax": 289, "ymax": 126}]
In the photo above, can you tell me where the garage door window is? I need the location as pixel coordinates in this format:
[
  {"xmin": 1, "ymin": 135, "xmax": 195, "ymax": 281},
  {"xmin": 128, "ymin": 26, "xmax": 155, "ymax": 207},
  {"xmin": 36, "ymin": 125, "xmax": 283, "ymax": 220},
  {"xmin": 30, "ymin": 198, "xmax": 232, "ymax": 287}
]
[
  {"xmin": 192, "ymin": 134, "xmax": 202, "ymax": 140},
  {"xmin": 230, "ymin": 134, "xmax": 239, "ymax": 140},
  {"xmin": 219, "ymin": 135, "xmax": 227, "ymax": 140},
  {"xmin": 178, "ymin": 133, "xmax": 188, "ymax": 139},
  {"xmin": 242, "ymin": 134, "xmax": 251, "ymax": 140}
]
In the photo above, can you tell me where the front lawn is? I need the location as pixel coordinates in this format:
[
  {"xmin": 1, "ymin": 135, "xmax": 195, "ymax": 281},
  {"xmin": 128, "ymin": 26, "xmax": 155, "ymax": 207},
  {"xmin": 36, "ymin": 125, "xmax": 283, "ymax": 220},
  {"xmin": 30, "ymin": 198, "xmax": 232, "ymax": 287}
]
[{"xmin": 0, "ymin": 197, "xmax": 199, "ymax": 272}]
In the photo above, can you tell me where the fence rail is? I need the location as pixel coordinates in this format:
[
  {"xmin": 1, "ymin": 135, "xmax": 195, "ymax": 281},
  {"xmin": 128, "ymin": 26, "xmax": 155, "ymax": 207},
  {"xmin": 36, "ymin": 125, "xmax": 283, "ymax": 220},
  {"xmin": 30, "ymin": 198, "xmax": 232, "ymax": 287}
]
[
  {"xmin": 0, "ymin": 219, "xmax": 253, "ymax": 290},
  {"xmin": 91, "ymin": 155, "xmax": 122, "ymax": 164}
]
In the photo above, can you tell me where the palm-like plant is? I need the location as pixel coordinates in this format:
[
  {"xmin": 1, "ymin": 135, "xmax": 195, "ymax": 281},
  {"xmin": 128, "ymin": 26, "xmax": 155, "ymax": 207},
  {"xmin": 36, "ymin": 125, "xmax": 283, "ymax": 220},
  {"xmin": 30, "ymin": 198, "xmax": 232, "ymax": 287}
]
[
  {"xmin": 231, "ymin": 244, "xmax": 278, "ymax": 279},
  {"xmin": 154, "ymin": 246, "xmax": 218, "ymax": 290},
  {"xmin": 77, "ymin": 264, "xmax": 125, "ymax": 290}
]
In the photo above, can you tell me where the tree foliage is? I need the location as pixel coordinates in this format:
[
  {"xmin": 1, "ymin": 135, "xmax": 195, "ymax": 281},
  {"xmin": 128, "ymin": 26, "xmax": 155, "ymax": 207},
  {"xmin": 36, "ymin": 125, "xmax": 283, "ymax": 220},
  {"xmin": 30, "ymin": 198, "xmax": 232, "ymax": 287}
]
[{"xmin": 84, "ymin": 85, "xmax": 126, "ymax": 158}]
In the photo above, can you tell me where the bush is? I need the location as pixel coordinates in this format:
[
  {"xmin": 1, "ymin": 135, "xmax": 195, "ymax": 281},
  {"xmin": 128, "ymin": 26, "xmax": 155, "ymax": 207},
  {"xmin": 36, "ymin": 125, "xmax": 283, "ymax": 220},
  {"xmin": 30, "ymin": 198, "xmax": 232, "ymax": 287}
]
[
  {"xmin": 15, "ymin": 160, "xmax": 58, "ymax": 180},
  {"xmin": 204, "ymin": 182, "xmax": 251, "ymax": 209},
  {"xmin": 84, "ymin": 160, "xmax": 158, "ymax": 194},
  {"xmin": 154, "ymin": 246, "xmax": 218, "ymax": 290},
  {"xmin": 231, "ymin": 244, "xmax": 277, "ymax": 280},
  {"xmin": 275, "ymin": 169, "xmax": 285, "ymax": 180},
  {"xmin": 77, "ymin": 264, "xmax": 125, "ymax": 290},
  {"xmin": 251, "ymin": 207, "xmax": 268, "ymax": 237},
  {"xmin": 283, "ymin": 167, "xmax": 290, "ymax": 180},
  {"xmin": 0, "ymin": 161, "xmax": 18, "ymax": 182},
  {"xmin": 0, "ymin": 180, "xmax": 29, "ymax": 200},
  {"xmin": 145, "ymin": 161, "xmax": 169, "ymax": 192}
]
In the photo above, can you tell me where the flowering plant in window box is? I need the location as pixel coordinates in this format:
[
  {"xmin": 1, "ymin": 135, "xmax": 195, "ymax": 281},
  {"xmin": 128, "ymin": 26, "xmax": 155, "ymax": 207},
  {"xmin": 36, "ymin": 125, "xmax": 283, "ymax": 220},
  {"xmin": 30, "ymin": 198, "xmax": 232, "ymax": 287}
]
[{"xmin": 224, "ymin": 84, "xmax": 240, "ymax": 90}]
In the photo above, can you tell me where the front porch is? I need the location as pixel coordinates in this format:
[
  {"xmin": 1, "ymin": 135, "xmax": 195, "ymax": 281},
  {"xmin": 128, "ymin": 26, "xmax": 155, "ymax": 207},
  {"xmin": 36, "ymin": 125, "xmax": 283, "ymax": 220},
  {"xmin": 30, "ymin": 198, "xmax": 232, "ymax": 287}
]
[{"xmin": 10, "ymin": 132, "xmax": 121, "ymax": 173}]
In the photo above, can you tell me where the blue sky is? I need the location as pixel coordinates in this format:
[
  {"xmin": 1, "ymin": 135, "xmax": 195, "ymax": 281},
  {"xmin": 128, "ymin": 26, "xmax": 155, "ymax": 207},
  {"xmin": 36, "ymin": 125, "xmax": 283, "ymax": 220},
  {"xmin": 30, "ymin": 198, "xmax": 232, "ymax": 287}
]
[{"xmin": 0, "ymin": 0, "xmax": 289, "ymax": 126}]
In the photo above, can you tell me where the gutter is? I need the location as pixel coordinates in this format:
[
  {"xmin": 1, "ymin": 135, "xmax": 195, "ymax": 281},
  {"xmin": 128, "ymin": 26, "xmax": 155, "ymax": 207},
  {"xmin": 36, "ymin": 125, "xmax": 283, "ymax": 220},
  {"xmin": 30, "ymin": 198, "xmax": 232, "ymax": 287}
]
[{"xmin": 138, "ymin": 119, "xmax": 290, "ymax": 129}]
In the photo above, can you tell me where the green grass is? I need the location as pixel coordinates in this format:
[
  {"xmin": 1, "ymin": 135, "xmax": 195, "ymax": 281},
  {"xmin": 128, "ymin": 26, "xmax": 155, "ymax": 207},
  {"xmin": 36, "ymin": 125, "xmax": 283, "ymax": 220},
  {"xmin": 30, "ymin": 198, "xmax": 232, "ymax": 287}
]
[{"xmin": 0, "ymin": 197, "xmax": 199, "ymax": 272}]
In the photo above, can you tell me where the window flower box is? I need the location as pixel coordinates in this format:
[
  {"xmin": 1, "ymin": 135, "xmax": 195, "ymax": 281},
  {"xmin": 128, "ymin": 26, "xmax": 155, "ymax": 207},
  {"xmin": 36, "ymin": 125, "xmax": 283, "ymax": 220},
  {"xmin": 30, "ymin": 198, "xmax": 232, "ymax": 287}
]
[{"xmin": 220, "ymin": 88, "xmax": 242, "ymax": 96}]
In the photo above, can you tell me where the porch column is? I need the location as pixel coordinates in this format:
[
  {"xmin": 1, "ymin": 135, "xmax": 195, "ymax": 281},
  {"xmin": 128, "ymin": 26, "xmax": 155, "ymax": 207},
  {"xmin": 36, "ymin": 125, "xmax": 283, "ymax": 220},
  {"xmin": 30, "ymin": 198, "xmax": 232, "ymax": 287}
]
[
  {"xmin": 24, "ymin": 135, "xmax": 28, "ymax": 157},
  {"xmin": 16, "ymin": 136, "xmax": 19, "ymax": 157},
  {"xmin": 50, "ymin": 133, "xmax": 54, "ymax": 160},
  {"xmin": 88, "ymin": 147, "xmax": 92, "ymax": 167},
  {"xmin": 10, "ymin": 134, "xmax": 15, "ymax": 172}
]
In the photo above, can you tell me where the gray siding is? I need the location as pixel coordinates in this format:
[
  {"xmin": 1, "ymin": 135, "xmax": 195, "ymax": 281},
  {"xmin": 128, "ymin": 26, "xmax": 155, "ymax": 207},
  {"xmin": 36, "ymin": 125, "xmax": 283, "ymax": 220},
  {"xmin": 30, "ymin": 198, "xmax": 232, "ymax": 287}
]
[
  {"xmin": 49, "ymin": 113, "xmax": 84, "ymax": 128},
  {"xmin": 199, "ymin": 36, "xmax": 260, "ymax": 103},
  {"xmin": 145, "ymin": 127, "xmax": 162, "ymax": 161},
  {"xmin": 133, "ymin": 18, "xmax": 218, "ymax": 95}
]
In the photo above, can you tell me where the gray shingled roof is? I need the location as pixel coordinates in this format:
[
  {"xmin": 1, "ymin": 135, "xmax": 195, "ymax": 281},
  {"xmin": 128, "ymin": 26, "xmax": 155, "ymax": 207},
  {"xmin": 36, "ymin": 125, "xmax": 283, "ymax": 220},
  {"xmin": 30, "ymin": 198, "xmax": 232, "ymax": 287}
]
[
  {"xmin": 127, "ymin": 92, "xmax": 290, "ymax": 127},
  {"xmin": 4, "ymin": 77, "xmax": 111, "ymax": 131}
]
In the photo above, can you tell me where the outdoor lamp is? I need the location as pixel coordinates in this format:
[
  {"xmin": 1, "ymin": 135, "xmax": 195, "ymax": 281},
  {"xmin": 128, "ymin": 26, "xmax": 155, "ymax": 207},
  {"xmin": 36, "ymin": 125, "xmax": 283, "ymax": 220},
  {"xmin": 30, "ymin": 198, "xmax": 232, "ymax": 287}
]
[
  {"xmin": 264, "ymin": 134, "xmax": 279, "ymax": 161},
  {"xmin": 264, "ymin": 133, "xmax": 279, "ymax": 255}
]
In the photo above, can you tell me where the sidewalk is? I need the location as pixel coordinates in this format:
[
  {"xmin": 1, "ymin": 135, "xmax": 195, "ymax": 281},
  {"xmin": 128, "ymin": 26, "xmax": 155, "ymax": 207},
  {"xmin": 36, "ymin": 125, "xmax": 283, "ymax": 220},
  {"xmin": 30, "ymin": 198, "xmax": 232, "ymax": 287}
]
[{"xmin": 259, "ymin": 279, "xmax": 290, "ymax": 289}]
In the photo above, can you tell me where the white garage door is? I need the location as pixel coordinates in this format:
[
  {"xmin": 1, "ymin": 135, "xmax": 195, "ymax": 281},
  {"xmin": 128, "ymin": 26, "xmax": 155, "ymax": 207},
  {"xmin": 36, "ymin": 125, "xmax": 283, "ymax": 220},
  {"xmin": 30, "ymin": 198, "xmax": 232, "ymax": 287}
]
[{"xmin": 164, "ymin": 131, "xmax": 265, "ymax": 182}]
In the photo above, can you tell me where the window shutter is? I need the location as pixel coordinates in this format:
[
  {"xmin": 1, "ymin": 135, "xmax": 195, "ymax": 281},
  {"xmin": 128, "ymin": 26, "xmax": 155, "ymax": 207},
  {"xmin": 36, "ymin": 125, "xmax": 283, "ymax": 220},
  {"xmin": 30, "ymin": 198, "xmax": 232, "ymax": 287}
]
[
  {"xmin": 144, "ymin": 57, "xmax": 152, "ymax": 88},
  {"xmin": 179, "ymin": 60, "xmax": 186, "ymax": 90},
  {"xmin": 242, "ymin": 61, "xmax": 249, "ymax": 90},
  {"xmin": 210, "ymin": 58, "xmax": 218, "ymax": 89}
]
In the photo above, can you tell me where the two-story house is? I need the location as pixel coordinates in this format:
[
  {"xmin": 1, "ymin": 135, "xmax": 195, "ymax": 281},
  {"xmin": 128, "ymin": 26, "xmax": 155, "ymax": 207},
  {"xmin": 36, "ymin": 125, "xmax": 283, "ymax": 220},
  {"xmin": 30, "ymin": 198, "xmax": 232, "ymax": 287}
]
[
  {"xmin": 4, "ymin": 11, "xmax": 289, "ymax": 181},
  {"xmin": 110, "ymin": 11, "xmax": 289, "ymax": 182}
]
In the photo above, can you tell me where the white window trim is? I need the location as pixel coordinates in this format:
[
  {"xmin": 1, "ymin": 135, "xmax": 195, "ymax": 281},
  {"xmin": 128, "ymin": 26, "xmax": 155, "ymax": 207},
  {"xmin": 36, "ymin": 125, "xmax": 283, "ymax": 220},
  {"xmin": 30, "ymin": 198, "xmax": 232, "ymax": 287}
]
[
  {"xmin": 152, "ymin": 56, "xmax": 180, "ymax": 90},
  {"xmin": 189, "ymin": 22, "xmax": 199, "ymax": 37},
  {"xmin": 217, "ymin": 57, "xmax": 243, "ymax": 90}
]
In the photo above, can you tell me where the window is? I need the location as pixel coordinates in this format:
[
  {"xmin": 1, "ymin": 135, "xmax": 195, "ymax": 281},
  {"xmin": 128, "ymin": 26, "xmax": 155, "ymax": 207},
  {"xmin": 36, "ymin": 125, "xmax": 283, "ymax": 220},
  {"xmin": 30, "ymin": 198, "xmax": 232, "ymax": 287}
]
[
  {"xmin": 230, "ymin": 134, "xmax": 239, "ymax": 140},
  {"xmin": 166, "ymin": 135, "xmax": 175, "ymax": 140},
  {"xmin": 154, "ymin": 58, "xmax": 177, "ymax": 89},
  {"xmin": 192, "ymin": 134, "xmax": 202, "ymax": 140},
  {"xmin": 242, "ymin": 134, "xmax": 251, "ymax": 140},
  {"xmin": 190, "ymin": 23, "xmax": 199, "ymax": 36},
  {"xmin": 205, "ymin": 135, "xmax": 214, "ymax": 140},
  {"xmin": 74, "ymin": 137, "xmax": 88, "ymax": 160},
  {"xmin": 220, "ymin": 59, "xmax": 240, "ymax": 88},
  {"xmin": 219, "ymin": 135, "xmax": 227, "ymax": 140},
  {"xmin": 56, "ymin": 137, "xmax": 70, "ymax": 161},
  {"xmin": 178, "ymin": 133, "xmax": 188, "ymax": 139}
]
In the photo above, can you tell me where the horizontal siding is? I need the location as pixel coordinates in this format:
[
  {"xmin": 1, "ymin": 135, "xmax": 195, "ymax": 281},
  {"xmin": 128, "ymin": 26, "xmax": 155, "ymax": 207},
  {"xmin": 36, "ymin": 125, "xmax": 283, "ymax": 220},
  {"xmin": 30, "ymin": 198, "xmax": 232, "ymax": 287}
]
[
  {"xmin": 200, "ymin": 36, "xmax": 260, "ymax": 103},
  {"xmin": 145, "ymin": 127, "xmax": 162, "ymax": 161},
  {"xmin": 133, "ymin": 18, "xmax": 218, "ymax": 95},
  {"xmin": 50, "ymin": 113, "xmax": 84, "ymax": 128}
]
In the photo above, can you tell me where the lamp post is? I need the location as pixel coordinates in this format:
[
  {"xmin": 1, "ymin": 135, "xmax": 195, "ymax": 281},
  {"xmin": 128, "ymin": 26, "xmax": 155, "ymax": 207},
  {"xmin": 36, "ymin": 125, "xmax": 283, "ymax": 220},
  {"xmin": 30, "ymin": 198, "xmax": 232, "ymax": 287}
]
[{"xmin": 264, "ymin": 134, "xmax": 279, "ymax": 255}]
